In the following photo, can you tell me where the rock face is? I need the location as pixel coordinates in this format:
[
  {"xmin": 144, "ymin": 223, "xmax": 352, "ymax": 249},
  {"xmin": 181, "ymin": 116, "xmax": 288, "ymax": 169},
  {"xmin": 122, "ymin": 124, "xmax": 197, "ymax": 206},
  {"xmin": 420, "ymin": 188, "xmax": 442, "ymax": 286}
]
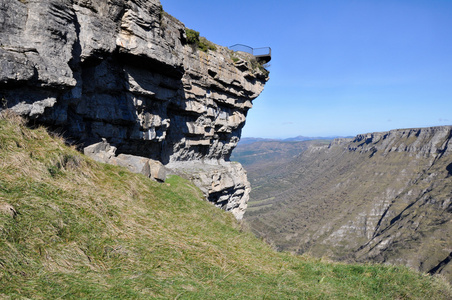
[
  {"xmin": 0, "ymin": 0, "xmax": 269, "ymax": 219},
  {"xmin": 167, "ymin": 160, "xmax": 251, "ymax": 218},
  {"xmin": 244, "ymin": 126, "xmax": 452, "ymax": 281}
]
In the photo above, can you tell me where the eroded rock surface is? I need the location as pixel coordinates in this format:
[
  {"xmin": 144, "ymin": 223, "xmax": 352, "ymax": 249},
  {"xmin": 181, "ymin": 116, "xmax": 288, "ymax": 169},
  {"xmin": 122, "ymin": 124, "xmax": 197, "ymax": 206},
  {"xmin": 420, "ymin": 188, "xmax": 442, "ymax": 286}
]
[
  {"xmin": 0, "ymin": 0, "xmax": 269, "ymax": 218},
  {"xmin": 167, "ymin": 160, "xmax": 251, "ymax": 219}
]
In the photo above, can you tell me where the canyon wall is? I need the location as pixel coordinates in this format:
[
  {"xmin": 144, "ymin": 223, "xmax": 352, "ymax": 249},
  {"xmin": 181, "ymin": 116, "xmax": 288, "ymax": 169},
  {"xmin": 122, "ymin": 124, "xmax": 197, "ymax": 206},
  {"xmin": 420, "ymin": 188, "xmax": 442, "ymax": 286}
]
[
  {"xmin": 0, "ymin": 0, "xmax": 269, "ymax": 219},
  {"xmin": 245, "ymin": 126, "xmax": 452, "ymax": 281}
]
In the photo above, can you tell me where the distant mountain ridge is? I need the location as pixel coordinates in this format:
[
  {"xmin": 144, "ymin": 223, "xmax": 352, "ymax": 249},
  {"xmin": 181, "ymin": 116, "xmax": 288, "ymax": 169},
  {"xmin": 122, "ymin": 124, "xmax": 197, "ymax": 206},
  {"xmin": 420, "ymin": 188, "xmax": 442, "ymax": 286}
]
[
  {"xmin": 243, "ymin": 125, "xmax": 452, "ymax": 282},
  {"xmin": 231, "ymin": 138, "xmax": 332, "ymax": 173},
  {"xmin": 282, "ymin": 135, "xmax": 350, "ymax": 142},
  {"xmin": 239, "ymin": 135, "xmax": 345, "ymax": 145},
  {"xmin": 238, "ymin": 137, "xmax": 278, "ymax": 145}
]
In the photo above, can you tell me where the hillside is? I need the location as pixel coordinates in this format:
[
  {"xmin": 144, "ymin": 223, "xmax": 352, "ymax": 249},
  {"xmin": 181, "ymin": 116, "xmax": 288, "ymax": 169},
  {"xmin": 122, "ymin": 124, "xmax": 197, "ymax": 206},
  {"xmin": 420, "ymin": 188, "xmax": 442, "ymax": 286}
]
[
  {"xmin": 244, "ymin": 126, "xmax": 452, "ymax": 283},
  {"xmin": 1, "ymin": 114, "xmax": 451, "ymax": 298},
  {"xmin": 231, "ymin": 139, "xmax": 331, "ymax": 208},
  {"xmin": 231, "ymin": 140, "xmax": 331, "ymax": 170}
]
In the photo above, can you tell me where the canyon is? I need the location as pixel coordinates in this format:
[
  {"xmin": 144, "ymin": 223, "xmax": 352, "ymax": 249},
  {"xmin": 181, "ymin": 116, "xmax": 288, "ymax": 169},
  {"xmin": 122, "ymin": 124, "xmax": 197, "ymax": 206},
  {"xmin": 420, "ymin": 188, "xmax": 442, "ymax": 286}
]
[{"xmin": 243, "ymin": 126, "xmax": 452, "ymax": 282}]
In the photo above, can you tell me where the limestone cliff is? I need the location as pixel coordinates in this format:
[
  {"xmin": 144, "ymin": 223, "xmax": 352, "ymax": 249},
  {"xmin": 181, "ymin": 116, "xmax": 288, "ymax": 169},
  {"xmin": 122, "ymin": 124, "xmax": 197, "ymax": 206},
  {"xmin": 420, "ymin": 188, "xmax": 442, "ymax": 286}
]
[
  {"xmin": 0, "ymin": 0, "xmax": 269, "ymax": 219},
  {"xmin": 244, "ymin": 126, "xmax": 452, "ymax": 281}
]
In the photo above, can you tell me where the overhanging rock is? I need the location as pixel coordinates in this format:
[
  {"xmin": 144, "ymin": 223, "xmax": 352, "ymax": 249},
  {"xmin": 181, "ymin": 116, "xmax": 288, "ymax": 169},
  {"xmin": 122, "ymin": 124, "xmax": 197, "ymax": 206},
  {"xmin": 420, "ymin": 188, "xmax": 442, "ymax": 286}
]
[{"xmin": 0, "ymin": 0, "xmax": 269, "ymax": 219}]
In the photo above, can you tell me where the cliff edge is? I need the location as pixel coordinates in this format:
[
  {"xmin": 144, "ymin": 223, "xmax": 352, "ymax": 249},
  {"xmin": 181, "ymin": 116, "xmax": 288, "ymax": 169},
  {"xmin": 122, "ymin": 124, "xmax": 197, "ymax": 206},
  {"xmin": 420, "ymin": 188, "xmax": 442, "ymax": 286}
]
[{"xmin": 0, "ymin": 0, "xmax": 269, "ymax": 219}]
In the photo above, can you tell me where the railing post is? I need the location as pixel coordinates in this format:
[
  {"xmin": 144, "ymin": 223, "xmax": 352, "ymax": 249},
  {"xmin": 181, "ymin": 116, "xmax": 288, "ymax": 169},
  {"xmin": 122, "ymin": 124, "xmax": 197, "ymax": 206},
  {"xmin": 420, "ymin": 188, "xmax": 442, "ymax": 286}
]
[{"xmin": 229, "ymin": 44, "xmax": 271, "ymax": 63}]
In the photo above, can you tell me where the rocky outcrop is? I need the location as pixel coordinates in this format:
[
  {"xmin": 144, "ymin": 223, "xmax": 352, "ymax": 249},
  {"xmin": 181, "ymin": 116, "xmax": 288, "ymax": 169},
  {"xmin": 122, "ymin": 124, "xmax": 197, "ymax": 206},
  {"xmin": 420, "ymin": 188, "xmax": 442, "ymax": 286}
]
[
  {"xmin": 244, "ymin": 126, "xmax": 452, "ymax": 281},
  {"xmin": 0, "ymin": 0, "xmax": 269, "ymax": 219},
  {"xmin": 83, "ymin": 139, "xmax": 167, "ymax": 182},
  {"xmin": 167, "ymin": 160, "xmax": 251, "ymax": 219}
]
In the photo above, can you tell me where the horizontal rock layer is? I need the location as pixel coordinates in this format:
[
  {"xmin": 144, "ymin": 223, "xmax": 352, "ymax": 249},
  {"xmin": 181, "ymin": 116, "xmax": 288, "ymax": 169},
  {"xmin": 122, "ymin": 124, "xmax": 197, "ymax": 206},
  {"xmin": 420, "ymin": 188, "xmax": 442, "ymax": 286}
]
[
  {"xmin": 167, "ymin": 160, "xmax": 251, "ymax": 219},
  {"xmin": 0, "ymin": 0, "xmax": 269, "ymax": 218}
]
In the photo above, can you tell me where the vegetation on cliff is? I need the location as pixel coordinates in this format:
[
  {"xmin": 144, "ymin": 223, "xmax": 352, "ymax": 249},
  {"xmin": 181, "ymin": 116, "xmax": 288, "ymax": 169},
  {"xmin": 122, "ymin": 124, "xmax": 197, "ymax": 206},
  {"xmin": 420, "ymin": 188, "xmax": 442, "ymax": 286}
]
[
  {"xmin": 185, "ymin": 28, "xmax": 217, "ymax": 52},
  {"xmin": 0, "ymin": 112, "xmax": 451, "ymax": 299}
]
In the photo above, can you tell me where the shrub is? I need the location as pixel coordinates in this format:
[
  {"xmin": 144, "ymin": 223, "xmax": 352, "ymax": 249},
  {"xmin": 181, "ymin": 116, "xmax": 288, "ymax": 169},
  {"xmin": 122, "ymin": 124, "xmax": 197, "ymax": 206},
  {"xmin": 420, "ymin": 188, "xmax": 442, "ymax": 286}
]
[
  {"xmin": 158, "ymin": 5, "xmax": 163, "ymax": 21},
  {"xmin": 185, "ymin": 28, "xmax": 217, "ymax": 53},
  {"xmin": 186, "ymin": 28, "xmax": 200, "ymax": 45},
  {"xmin": 250, "ymin": 58, "xmax": 270, "ymax": 76},
  {"xmin": 231, "ymin": 56, "xmax": 240, "ymax": 63}
]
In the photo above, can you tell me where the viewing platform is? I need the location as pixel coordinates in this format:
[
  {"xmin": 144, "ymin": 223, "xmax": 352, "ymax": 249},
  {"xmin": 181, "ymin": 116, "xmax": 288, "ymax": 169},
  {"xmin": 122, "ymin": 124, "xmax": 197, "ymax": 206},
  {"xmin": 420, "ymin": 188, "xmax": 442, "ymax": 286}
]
[{"xmin": 229, "ymin": 44, "xmax": 272, "ymax": 63}]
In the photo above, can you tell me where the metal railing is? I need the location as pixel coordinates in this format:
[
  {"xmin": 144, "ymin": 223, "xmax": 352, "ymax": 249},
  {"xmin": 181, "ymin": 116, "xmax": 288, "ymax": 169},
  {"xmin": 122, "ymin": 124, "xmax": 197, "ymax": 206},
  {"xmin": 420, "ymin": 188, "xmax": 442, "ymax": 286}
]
[{"xmin": 229, "ymin": 44, "xmax": 271, "ymax": 62}]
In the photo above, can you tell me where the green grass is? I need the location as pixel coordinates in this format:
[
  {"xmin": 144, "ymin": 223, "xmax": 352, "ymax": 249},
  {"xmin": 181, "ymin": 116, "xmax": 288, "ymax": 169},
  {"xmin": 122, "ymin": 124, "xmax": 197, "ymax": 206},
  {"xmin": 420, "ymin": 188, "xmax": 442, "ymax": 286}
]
[{"xmin": 0, "ymin": 111, "xmax": 451, "ymax": 299}]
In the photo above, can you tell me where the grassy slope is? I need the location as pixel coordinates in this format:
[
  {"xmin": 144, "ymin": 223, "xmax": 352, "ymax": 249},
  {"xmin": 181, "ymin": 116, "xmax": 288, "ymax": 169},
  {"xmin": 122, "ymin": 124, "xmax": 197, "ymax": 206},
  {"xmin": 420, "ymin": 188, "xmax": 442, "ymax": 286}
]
[{"xmin": 0, "ymin": 112, "xmax": 451, "ymax": 299}]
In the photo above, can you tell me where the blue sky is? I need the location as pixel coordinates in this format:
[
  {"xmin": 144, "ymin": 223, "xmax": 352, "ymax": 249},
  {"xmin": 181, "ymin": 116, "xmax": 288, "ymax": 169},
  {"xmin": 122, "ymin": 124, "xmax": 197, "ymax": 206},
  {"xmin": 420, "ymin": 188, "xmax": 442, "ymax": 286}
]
[{"xmin": 161, "ymin": 0, "xmax": 452, "ymax": 138}]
